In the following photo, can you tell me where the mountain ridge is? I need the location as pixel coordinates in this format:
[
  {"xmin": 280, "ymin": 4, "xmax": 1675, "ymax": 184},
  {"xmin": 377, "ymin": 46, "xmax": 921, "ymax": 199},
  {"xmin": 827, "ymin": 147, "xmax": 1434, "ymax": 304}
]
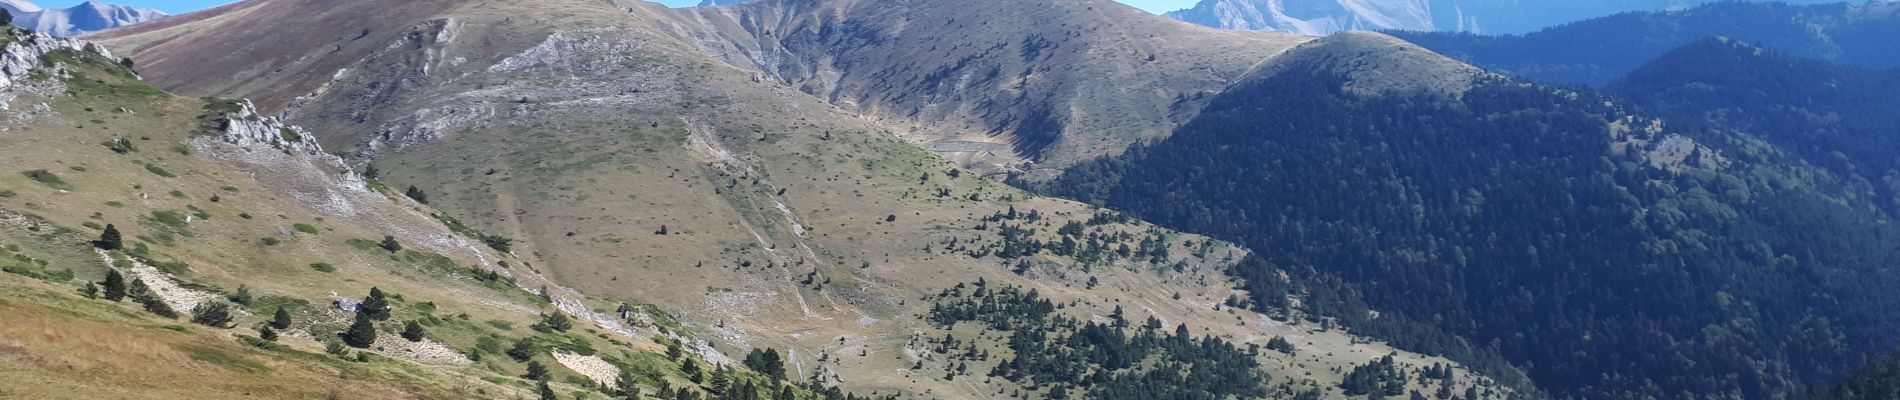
[
  {"xmin": 1393, "ymin": 0, "xmax": 1900, "ymax": 85},
  {"xmin": 1167, "ymin": 0, "xmax": 1854, "ymax": 36},
  {"xmin": 0, "ymin": 0, "xmax": 166, "ymax": 36},
  {"xmin": 76, "ymin": 0, "xmax": 1511, "ymax": 398}
]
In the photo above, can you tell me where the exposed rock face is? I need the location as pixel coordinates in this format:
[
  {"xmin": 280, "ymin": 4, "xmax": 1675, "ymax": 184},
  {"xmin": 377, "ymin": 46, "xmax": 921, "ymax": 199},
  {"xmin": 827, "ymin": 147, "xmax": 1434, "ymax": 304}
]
[
  {"xmin": 211, "ymin": 99, "xmax": 325, "ymax": 155},
  {"xmin": 1166, "ymin": 0, "xmax": 1438, "ymax": 36},
  {"xmin": 653, "ymin": 0, "xmax": 1309, "ymax": 176},
  {"xmin": 0, "ymin": 27, "xmax": 115, "ymax": 89},
  {"xmin": 551, "ymin": 350, "xmax": 622, "ymax": 386},
  {"xmin": 0, "ymin": 0, "xmax": 167, "ymax": 37}
]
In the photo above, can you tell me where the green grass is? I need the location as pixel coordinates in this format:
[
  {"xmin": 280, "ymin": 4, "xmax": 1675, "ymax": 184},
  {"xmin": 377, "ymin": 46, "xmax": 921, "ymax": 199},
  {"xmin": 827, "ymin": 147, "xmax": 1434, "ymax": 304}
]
[
  {"xmin": 309, "ymin": 262, "xmax": 336, "ymax": 273},
  {"xmin": 22, "ymin": 170, "xmax": 69, "ymax": 190},
  {"xmin": 248, "ymin": 295, "xmax": 310, "ymax": 315},
  {"xmin": 179, "ymin": 345, "xmax": 269, "ymax": 374},
  {"xmin": 144, "ymin": 164, "xmax": 176, "ymax": 178},
  {"xmin": 292, "ymin": 223, "xmax": 320, "ymax": 234}
]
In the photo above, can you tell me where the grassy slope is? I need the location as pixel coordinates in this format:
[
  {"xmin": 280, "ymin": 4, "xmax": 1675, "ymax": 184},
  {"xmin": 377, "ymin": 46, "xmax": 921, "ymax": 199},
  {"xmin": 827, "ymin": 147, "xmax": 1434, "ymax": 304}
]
[
  {"xmin": 0, "ymin": 32, "xmax": 821, "ymax": 400},
  {"xmin": 90, "ymin": 0, "xmax": 1510, "ymax": 398}
]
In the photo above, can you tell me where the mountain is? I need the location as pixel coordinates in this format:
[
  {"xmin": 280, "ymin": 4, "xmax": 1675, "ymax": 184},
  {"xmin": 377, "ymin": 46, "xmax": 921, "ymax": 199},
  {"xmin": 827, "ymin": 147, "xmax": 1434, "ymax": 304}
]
[
  {"xmin": 1394, "ymin": 1, "xmax": 1900, "ymax": 85},
  {"xmin": 696, "ymin": 0, "xmax": 753, "ymax": 5},
  {"xmin": 607, "ymin": 0, "xmax": 1312, "ymax": 178},
  {"xmin": 103, "ymin": 0, "xmax": 1310, "ymax": 178},
  {"xmin": 1165, "ymin": 0, "xmax": 1443, "ymax": 36},
  {"xmin": 1608, "ymin": 37, "xmax": 1900, "ymax": 223},
  {"xmin": 0, "ymin": 25, "xmax": 823, "ymax": 399},
  {"xmin": 1040, "ymin": 30, "xmax": 1900, "ymax": 399},
  {"xmin": 1167, "ymin": 0, "xmax": 1850, "ymax": 36},
  {"xmin": 0, "ymin": 0, "xmax": 166, "ymax": 36},
  {"xmin": 78, "ymin": 0, "xmax": 1510, "ymax": 398}
]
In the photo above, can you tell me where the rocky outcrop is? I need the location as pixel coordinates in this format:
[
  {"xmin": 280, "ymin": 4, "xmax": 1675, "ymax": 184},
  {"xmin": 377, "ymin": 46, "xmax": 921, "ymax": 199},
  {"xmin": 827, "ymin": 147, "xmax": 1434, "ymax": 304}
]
[
  {"xmin": 0, "ymin": 27, "xmax": 115, "ymax": 90},
  {"xmin": 551, "ymin": 350, "xmax": 621, "ymax": 386},
  {"xmin": 210, "ymin": 99, "xmax": 326, "ymax": 155}
]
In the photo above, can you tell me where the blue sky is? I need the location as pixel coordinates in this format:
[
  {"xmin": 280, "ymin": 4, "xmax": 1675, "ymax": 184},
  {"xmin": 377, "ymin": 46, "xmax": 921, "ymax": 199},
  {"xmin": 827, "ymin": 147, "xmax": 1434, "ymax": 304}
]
[{"xmin": 38, "ymin": 0, "xmax": 1197, "ymax": 15}]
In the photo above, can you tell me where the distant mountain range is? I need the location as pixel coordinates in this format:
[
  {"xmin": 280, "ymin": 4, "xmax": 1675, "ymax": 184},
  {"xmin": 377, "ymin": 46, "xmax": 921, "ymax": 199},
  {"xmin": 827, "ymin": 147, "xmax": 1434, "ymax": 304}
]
[
  {"xmin": 1165, "ymin": 0, "xmax": 1852, "ymax": 35},
  {"xmin": 1395, "ymin": 1, "xmax": 1900, "ymax": 85},
  {"xmin": 0, "ymin": 0, "xmax": 166, "ymax": 36}
]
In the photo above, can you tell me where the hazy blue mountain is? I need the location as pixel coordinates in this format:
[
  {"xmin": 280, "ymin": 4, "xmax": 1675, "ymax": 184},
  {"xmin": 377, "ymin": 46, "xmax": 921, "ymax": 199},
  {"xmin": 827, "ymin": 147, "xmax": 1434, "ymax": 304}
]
[
  {"xmin": 0, "ymin": 0, "xmax": 166, "ymax": 36},
  {"xmin": 1167, "ymin": 0, "xmax": 1853, "ymax": 36},
  {"xmin": 1394, "ymin": 1, "xmax": 1900, "ymax": 85}
]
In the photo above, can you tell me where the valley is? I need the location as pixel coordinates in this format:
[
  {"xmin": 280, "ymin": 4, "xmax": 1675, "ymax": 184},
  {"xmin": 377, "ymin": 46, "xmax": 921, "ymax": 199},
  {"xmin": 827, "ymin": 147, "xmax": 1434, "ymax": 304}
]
[{"xmin": 0, "ymin": 0, "xmax": 1896, "ymax": 399}]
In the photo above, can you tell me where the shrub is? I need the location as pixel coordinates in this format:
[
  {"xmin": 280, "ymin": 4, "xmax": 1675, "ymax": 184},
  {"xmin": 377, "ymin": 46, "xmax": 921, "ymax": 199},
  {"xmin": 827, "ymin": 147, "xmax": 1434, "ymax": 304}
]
[
  {"xmin": 401, "ymin": 320, "xmax": 425, "ymax": 342},
  {"xmin": 22, "ymin": 169, "xmax": 68, "ymax": 190},
  {"xmin": 309, "ymin": 262, "xmax": 336, "ymax": 273},
  {"xmin": 144, "ymin": 164, "xmax": 175, "ymax": 178}
]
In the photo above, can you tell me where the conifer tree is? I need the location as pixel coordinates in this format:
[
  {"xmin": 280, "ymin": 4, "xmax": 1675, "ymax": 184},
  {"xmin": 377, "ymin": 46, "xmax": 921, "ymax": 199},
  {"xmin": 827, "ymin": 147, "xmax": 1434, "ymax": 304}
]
[
  {"xmin": 359, "ymin": 287, "xmax": 390, "ymax": 320},
  {"xmin": 537, "ymin": 380, "xmax": 559, "ymax": 400},
  {"xmin": 127, "ymin": 278, "xmax": 178, "ymax": 318},
  {"xmin": 80, "ymin": 281, "xmax": 98, "ymax": 299},
  {"xmin": 525, "ymin": 360, "xmax": 549, "ymax": 380},
  {"xmin": 96, "ymin": 224, "xmax": 123, "ymax": 250},
  {"xmin": 509, "ymin": 338, "xmax": 537, "ymax": 361},
  {"xmin": 617, "ymin": 369, "xmax": 641, "ymax": 399},
  {"xmin": 379, "ymin": 235, "xmax": 401, "ymax": 252},
  {"xmin": 271, "ymin": 307, "xmax": 293, "ymax": 329},
  {"xmin": 259, "ymin": 325, "xmax": 279, "ymax": 341},
  {"xmin": 191, "ymin": 302, "xmax": 234, "ymax": 328},
  {"xmin": 403, "ymin": 185, "xmax": 428, "ymax": 204},
  {"xmin": 342, "ymin": 312, "xmax": 377, "ymax": 348},
  {"xmin": 228, "ymin": 284, "xmax": 253, "ymax": 306}
]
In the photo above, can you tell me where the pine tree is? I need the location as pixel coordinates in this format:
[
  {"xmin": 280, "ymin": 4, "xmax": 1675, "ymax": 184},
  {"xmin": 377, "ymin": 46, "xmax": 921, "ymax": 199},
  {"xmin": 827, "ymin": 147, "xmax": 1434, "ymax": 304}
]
[
  {"xmin": 342, "ymin": 312, "xmax": 377, "ymax": 348},
  {"xmin": 191, "ymin": 302, "xmax": 234, "ymax": 328},
  {"xmin": 682, "ymin": 359, "xmax": 704, "ymax": 383},
  {"xmin": 271, "ymin": 307, "xmax": 293, "ymax": 329},
  {"xmin": 534, "ymin": 312, "xmax": 572, "ymax": 332},
  {"xmin": 102, "ymin": 269, "xmax": 126, "ymax": 301},
  {"xmin": 403, "ymin": 185, "xmax": 428, "ymax": 204},
  {"xmin": 359, "ymin": 287, "xmax": 390, "ymax": 320},
  {"xmin": 80, "ymin": 281, "xmax": 99, "ymax": 299},
  {"xmin": 96, "ymin": 224, "xmax": 123, "ymax": 250},
  {"xmin": 509, "ymin": 338, "xmax": 537, "ymax": 361},
  {"xmin": 666, "ymin": 341, "xmax": 684, "ymax": 361},
  {"xmin": 128, "ymin": 279, "xmax": 178, "ymax": 318},
  {"xmin": 537, "ymin": 380, "xmax": 559, "ymax": 400},
  {"xmin": 617, "ymin": 369, "xmax": 641, "ymax": 399},
  {"xmin": 525, "ymin": 360, "xmax": 549, "ymax": 380},
  {"xmin": 401, "ymin": 320, "xmax": 425, "ymax": 342},
  {"xmin": 228, "ymin": 284, "xmax": 253, "ymax": 306},
  {"xmin": 259, "ymin": 325, "xmax": 279, "ymax": 341},
  {"xmin": 379, "ymin": 235, "xmax": 401, "ymax": 252}
]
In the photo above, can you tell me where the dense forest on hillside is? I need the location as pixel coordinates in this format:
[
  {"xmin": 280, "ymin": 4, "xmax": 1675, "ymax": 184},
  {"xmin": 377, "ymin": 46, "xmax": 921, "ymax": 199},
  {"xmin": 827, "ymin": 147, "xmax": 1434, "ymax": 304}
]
[
  {"xmin": 1392, "ymin": 2, "xmax": 1900, "ymax": 85},
  {"xmin": 1608, "ymin": 38, "xmax": 1900, "ymax": 211},
  {"xmin": 1036, "ymin": 66, "xmax": 1900, "ymax": 398},
  {"xmin": 927, "ymin": 281, "xmax": 1276, "ymax": 399}
]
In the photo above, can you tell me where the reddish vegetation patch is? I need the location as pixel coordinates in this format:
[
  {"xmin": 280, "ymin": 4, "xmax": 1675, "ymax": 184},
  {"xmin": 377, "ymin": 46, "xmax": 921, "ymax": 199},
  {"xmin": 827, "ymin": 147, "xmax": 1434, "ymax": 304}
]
[{"xmin": 94, "ymin": 0, "xmax": 461, "ymax": 112}]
